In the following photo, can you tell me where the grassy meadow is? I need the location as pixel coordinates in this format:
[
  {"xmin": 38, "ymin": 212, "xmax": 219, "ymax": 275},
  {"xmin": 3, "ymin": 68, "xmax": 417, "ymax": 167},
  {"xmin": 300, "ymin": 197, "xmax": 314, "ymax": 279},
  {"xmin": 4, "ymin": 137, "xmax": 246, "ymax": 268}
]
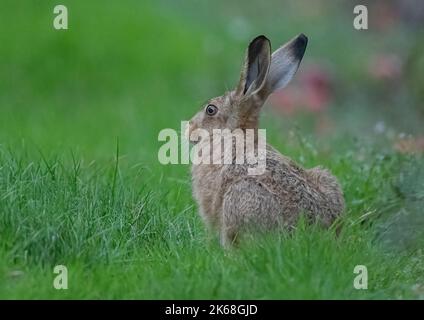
[{"xmin": 0, "ymin": 0, "xmax": 423, "ymax": 299}]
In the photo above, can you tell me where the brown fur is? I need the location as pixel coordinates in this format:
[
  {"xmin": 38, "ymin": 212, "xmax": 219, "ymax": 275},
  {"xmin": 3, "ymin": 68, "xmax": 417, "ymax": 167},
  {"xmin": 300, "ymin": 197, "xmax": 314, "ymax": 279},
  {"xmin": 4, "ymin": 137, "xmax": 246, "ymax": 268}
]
[{"xmin": 188, "ymin": 34, "xmax": 344, "ymax": 246}]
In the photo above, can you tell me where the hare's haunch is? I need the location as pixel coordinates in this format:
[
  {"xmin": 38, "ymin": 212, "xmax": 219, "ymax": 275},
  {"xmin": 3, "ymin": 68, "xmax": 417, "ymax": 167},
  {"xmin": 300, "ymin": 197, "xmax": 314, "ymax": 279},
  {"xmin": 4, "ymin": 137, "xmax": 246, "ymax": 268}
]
[{"xmin": 187, "ymin": 34, "xmax": 344, "ymax": 246}]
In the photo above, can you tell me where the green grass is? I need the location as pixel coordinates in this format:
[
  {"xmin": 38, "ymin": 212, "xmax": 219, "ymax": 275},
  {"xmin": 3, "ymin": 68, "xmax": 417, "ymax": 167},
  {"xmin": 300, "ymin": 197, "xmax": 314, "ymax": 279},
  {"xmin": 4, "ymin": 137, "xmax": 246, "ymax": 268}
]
[
  {"xmin": 0, "ymin": 1, "xmax": 423, "ymax": 299},
  {"xmin": 1, "ymin": 142, "xmax": 423, "ymax": 299}
]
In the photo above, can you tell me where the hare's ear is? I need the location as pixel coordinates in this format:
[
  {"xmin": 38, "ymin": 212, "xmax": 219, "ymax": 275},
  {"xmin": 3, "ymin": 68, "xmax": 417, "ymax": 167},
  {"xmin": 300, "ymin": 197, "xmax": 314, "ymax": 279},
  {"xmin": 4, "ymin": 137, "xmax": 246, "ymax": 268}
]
[
  {"xmin": 265, "ymin": 34, "xmax": 308, "ymax": 94},
  {"xmin": 236, "ymin": 35, "xmax": 271, "ymax": 97}
]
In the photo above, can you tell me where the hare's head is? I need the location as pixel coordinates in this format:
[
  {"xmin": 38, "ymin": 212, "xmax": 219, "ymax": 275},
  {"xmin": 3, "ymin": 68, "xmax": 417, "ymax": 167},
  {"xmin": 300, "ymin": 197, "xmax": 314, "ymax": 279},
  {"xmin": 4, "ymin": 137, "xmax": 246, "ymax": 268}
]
[{"xmin": 187, "ymin": 34, "xmax": 308, "ymax": 141}]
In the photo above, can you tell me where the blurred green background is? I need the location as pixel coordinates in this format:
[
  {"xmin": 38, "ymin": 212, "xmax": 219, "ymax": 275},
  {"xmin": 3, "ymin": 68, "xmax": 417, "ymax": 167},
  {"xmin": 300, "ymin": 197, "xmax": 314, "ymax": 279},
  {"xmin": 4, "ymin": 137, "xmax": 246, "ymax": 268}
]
[
  {"xmin": 0, "ymin": 0, "xmax": 423, "ymax": 299},
  {"xmin": 2, "ymin": 0, "xmax": 423, "ymax": 161}
]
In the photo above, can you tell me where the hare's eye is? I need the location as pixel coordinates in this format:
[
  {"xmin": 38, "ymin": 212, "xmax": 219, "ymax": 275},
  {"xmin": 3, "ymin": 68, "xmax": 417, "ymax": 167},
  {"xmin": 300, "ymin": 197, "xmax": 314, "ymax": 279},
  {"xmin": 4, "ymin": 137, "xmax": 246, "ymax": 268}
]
[{"xmin": 205, "ymin": 104, "xmax": 218, "ymax": 116}]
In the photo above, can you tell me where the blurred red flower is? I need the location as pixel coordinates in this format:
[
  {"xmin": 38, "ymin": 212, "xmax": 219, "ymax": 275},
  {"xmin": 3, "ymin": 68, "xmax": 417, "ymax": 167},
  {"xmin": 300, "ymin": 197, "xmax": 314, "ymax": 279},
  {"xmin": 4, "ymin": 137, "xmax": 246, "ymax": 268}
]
[
  {"xmin": 369, "ymin": 53, "xmax": 403, "ymax": 82},
  {"xmin": 269, "ymin": 64, "xmax": 333, "ymax": 115},
  {"xmin": 394, "ymin": 136, "xmax": 424, "ymax": 154}
]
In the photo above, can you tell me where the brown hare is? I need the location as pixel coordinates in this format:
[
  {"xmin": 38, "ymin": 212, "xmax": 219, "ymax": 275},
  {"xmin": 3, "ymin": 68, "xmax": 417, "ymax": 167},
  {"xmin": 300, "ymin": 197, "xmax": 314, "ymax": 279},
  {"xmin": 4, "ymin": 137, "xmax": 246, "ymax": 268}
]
[{"xmin": 187, "ymin": 34, "xmax": 344, "ymax": 246}]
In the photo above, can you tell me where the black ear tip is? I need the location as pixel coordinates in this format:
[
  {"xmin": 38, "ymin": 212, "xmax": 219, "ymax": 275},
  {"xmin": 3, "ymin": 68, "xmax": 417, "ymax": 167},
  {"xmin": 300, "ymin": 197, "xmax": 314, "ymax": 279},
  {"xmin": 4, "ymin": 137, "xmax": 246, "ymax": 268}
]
[
  {"xmin": 248, "ymin": 35, "xmax": 271, "ymax": 58},
  {"xmin": 296, "ymin": 33, "xmax": 308, "ymax": 48},
  {"xmin": 251, "ymin": 35, "xmax": 270, "ymax": 45},
  {"xmin": 293, "ymin": 33, "xmax": 308, "ymax": 59},
  {"xmin": 298, "ymin": 33, "xmax": 308, "ymax": 43}
]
